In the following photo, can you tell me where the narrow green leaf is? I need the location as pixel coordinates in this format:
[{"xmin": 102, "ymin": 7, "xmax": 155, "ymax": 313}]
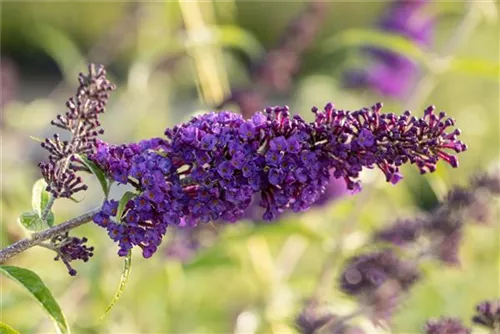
[
  {"xmin": 68, "ymin": 196, "xmax": 85, "ymax": 204},
  {"xmin": 78, "ymin": 155, "xmax": 110, "ymax": 197},
  {"xmin": 46, "ymin": 211, "xmax": 55, "ymax": 228},
  {"xmin": 238, "ymin": 220, "xmax": 324, "ymax": 241},
  {"xmin": 28, "ymin": 24, "xmax": 85, "ymax": 84},
  {"xmin": 17, "ymin": 211, "xmax": 46, "ymax": 232},
  {"xmin": 184, "ymin": 248, "xmax": 236, "ymax": 272},
  {"xmin": 117, "ymin": 192, "xmax": 137, "ymax": 220},
  {"xmin": 29, "ymin": 135, "xmax": 45, "ymax": 143},
  {"xmin": 31, "ymin": 178, "xmax": 50, "ymax": 217},
  {"xmin": 449, "ymin": 57, "xmax": 500, "ymax": 81},
  {"xmin": 100, "ymin": 251, "xmax": 132, "ymax": 319},
  {"xmin": 216, "ymin": 25, "xmax": 264, "ymax": 61},
  {"xmin": 0, "ymin": 322, "xmax": 20, "ymax": 334},
  {"xmin": 322, "ymin": 29, "xmax": 427, "ymax": 65},
  {"xmin": 0, "ymin": 266, "xmax": 70, "ymax": 334}
]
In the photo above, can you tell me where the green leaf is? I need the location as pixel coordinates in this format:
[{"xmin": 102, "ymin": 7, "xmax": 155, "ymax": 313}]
[
  {"xmin": 117, "ymin": 192, "xmax": 137, "ymax": 220},
  {"xmin": 78, "ymin": 155, "xmax": 110, "ymax": 197},
  {"xmin": 31, "ymin": 178, "xmax": 50, "ymax": 217},
  {"xmin": 184, "ymin": 247, "xmax": 236, "ymax": 272},
  {"xmin": 68, "ymin": 196, "xmax": 85, "ymax": 203},
  {"xmin": 29, "ymin": 135, "xmax": 45, "ymax": 143},
  {"xmin": 17, "ymin": 211, "xmax": 47, "ymax": 232},
  {"xmin": 0, "ymin": 266, "xmax": 70, "ymax": 334},
  {"xmin": 238, "ymin": 220, "xmax": 324, "ymax": 241},
  {"xmin": 46, "ymin": 211, "xmax": 55, "ymax": 228},
  {"xmin": 215, "ymin": 25, "xmax": 264, "ymax": 61},
  {"xmin": 322, "ymin": 29, "xmax": 427, "ymax": 65},
  {"xmin": 27, "ymin": 24, "xmax": 85, "ymax": 84},
  {"xmin": 449, "ymin": 57, "xmax": 500, "ymax": 81},
  {"xmin": 0, "ymin": 322, "xmax": 20, "ymax": 334},
  {"xmin": 100, "ymin": 251, "xmax": 132, "ymax": 319}
]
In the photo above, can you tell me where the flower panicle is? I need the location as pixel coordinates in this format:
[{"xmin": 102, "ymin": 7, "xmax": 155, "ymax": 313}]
[
  {"xmin": 51, "ymin": 232, "xmax": 94, "ymax": 276},
  {"xmin": 90, "ymin": 103, "xmax": 465, "ymax": 258},
  {"xmin": 39, "ymin": 64, "xmax": 115, "ymax": 198}
]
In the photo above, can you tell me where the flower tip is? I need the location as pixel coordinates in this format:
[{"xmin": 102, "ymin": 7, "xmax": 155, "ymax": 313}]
[
  {"xmin": 449, "ymin": 156, "xmax": 459, "ymax": 168},
  {"xmin": 424, "ymin": 105, "xmax": 436, "ymax": 115},
  {"xmin": 390, "ymin": 172, "xmax": 404, "ymax": 185}
]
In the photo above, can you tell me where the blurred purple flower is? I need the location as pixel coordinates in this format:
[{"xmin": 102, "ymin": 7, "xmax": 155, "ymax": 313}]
[
  {"xmin": 343, "ymin": 0, "xmax": 434, "ymax": 99},
  {"xmin": 339, "ymin": 249, "xmax": 420, "ymax": 323},
  {"xmin": 374, "ymin": 218, "xmax": 424, "ymax": 246},
  {"xmin": 424, "ymin": 317, "xmax": 471, "ymax": 334},
  {"xmin": 223, "ymin": 1, "xmax": 329, "ymax": 118},
  {"xmin": 472, "ymin": 299, "xmax": 500, "ymax": 330},
  {"xmin": 295, "ymin": 301, "xmax": 364, "ymax": 334}
]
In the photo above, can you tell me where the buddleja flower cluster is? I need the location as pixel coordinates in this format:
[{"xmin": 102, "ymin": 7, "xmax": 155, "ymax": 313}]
[
  {"xmin": 344, "ymin": 0, "xmax": 433, "ymax": 98},
  {"xmin": 90, "ymin": 102, "xmax": 466, "ymax": 258},
  {"xmin": 39, "ymin": 64, "xmax": 115, "ymax": 198},
  {"xmin": 326, "ymin": 171, "xmax": 499, "ymax": 330}
]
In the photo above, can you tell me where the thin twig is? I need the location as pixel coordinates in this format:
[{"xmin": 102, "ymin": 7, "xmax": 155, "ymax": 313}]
[{"xmin": 0, "ymin": 208, "xmax": 100, "ymax": 263}]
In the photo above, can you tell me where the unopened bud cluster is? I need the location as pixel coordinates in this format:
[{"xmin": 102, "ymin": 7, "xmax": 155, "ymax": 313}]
[{"xmin": 39, "ymin": 64, "xmax": 115, "ymax": 198}]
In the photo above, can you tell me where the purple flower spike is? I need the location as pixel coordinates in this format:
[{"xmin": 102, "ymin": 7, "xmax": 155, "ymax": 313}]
[
  {"xmin": 39, "ymin": 64, "xmax": 115, "ymax": 198},
  {"xmin": 90, "ymin": 102, "xmax": 466, "ymax": 258}
]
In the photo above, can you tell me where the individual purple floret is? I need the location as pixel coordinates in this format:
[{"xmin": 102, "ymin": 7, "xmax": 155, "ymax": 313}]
[
  {"xmin": 39, "ymin": 64, "xmax": 115, "ymax": 198},
  {"xmin": 472, "ymin": 300, "xmax": 500, "ymax": 330},
  {"xmin": 91, "ymin": 102, "xmax": 466, "ymax": 257},
  {"xmin": 424, "ymin": 317, "xmax": 471, "ymax": 334},
  {"xmin": 343, "ymin": 0, "xmax": 433, "ymax": 98},
  {"xmin": 50, "ymin": 232, "xmax": 94, "ymax": 276}
]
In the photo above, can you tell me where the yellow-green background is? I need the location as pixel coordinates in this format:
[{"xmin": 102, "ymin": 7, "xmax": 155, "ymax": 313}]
[{"xmin": 1, "ymin": 1, "xmax": 499, "ymax": 333}]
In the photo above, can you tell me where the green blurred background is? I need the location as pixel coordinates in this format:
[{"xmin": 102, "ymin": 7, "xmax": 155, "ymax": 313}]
[{"xmin": 1, "ymin": 1, "xmax": 499, "ymax": 333}]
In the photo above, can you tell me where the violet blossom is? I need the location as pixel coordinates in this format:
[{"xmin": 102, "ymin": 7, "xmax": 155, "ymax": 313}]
[{"xmin": 91, "ymin": 102, "xmax": 466, "ymax": 258}]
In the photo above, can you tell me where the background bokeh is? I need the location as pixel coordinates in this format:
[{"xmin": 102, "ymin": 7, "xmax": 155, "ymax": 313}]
[{"xmin": 1, "ymin": 1, "xmax": 499, "ymax": 333}]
